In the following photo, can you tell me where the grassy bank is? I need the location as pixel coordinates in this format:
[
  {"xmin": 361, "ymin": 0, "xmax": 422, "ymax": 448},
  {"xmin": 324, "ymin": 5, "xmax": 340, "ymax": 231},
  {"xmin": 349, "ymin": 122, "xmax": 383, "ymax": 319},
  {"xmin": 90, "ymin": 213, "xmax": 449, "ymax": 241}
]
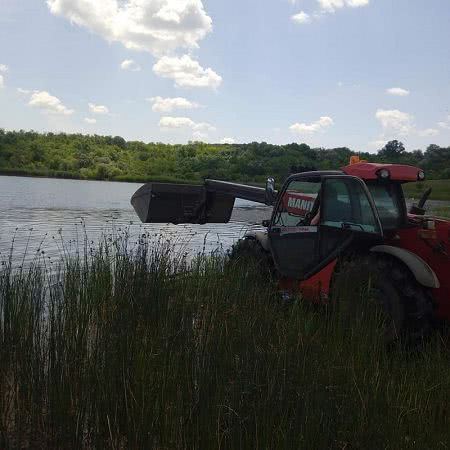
[
  {"xmin": 403, "ymin": 179, "xmax": 450, "ymax": 201},
  {"xmin": 0, "ymin": 168, "xmax": 199, "ymax": 185},
  {"xmin": 1, "ymin": 239, "xmax": 450, "ymax": 449},
  {"xmin": 429, "ymin": 206, "xmax": 450, "ymax": 218}
]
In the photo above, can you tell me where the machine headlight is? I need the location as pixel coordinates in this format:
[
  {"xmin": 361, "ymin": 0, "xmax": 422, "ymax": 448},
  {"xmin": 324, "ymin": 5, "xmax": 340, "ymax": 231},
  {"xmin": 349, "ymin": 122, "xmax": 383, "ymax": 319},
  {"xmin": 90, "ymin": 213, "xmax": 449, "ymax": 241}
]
[
  {"xmin": 378, "ymin": 169, "xmax": 390, "ymax": 179},
  {"xmin": 418, "ymin": 171, "xmax": 425, "ymax": 181}
]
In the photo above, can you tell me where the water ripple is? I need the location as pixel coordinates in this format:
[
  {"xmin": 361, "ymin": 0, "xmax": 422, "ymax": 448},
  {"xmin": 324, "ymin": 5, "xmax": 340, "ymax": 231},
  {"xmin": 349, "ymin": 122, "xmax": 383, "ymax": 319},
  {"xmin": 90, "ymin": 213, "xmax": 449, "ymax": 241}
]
[{"xmin": 0, "ymin": 176, "xmax": 269, "ymax": 266}]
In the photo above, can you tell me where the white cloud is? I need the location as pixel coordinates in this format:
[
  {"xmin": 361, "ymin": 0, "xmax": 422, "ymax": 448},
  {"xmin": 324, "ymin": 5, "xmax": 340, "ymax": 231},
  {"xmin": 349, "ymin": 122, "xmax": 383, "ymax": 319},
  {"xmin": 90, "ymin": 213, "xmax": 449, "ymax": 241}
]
[
  {"xmin": 319, "ymin": 0, "xmax": 344, "ymax": 11},
  {"xmin": 386, "ymin": 87, "xmax": 410, "ymax": 97},
  {"xmin": 291, "ymin": 11, "xmax": 311, "ymax": 24},
  {"xmin": 153, "ymin": 54, "xmax": 222, "ymax": 89},
  {"xmin": 192, "ymin": 131, "xmax": 208, "ymax": 141},
  {"xmin": 148, "ymin": 96, "xmax": 199, "ymax": 113},
  {"xmin": 0, "ymin": 64, "xmax": 8, "ymax": 88},
  {"xmin": 220, "ymin": 137, "xmax": 235, "ymax": 144},
  {"xmin": 47, "ymin": 0, "xmax": 212, "ymax": 57},
  {"xmin": 292, "ymin": 0, "xmax": 369, "ymax": 25},
  {"xmin": 418, "ymin": 128, "xmax": 439, "ymax": 137},
  {"xmin": 84, "ymin": 117, "xmax": 97, "ymax": 124},
  {"xmin": 346, "ymin": 0, "xmax": 369, "ymax": 6},
  {"xmin": 374, "ymin": 109, "xmax": 441, "ymax": 142},
  {"xmin": 375, "ymin": 109, "xmax": 414, "ymax": 137},
  {"xmin": 159, "ymin": 116, "xmax": 215, "ymax": 132},
  {"xmin": 437, "ymin": 115, "xmax": 450, "ymax": 130},
  {"xmin": 120, "ymin": 59, "xmax": 141, "ymax": 72},
  {"xmin": 290, "ymin": 116, "xmax": 334, "ymax": 134},
  {"xmin": 318, "ymin": 0, "xmax": 369, "ymax": 12},
  {"xmin": 28, "ymin": 90, "xmax": 74, "ymax": 115},
  {"xmin": 17, "ymin": 88, "xmax": 31, "ymax": 94},
  {"xmin": 88, "ymin": 102, "xmax": 109, "ymax": 114}
]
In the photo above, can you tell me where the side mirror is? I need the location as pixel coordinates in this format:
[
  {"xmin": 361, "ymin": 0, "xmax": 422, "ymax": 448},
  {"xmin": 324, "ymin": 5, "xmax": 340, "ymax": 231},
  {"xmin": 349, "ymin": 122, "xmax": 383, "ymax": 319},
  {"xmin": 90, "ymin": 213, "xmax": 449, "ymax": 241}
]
[
  {"xmin": 409, "ymin": 187, "xmax": 432, "ymax": 216},
  {"xmin": 265, "ymin": 177, "xmax": 276, "ymax": 206}
]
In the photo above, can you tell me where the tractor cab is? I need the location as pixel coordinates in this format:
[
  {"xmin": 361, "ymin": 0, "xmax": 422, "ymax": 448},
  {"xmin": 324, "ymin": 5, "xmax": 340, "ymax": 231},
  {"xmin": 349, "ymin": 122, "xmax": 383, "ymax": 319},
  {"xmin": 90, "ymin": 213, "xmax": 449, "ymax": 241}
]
[
  {"xmin": 266, "ymin": 159, "xmax": 426, "ymax": 280},
  {"xmin": 268, "ymin": 170, "xmax": 383, "ymax": 279},
  {"xmin": 342, "ymin": 160, "xmax": 425, "ymax": 230}
]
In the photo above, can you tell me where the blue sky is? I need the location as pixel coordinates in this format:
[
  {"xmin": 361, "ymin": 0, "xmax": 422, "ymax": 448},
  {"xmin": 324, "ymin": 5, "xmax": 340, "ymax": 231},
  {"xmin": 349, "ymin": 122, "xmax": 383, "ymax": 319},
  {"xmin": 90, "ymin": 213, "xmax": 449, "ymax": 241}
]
[{"xmin": 0, "ymin": 0, "xmax": 449, "ymax": 152}]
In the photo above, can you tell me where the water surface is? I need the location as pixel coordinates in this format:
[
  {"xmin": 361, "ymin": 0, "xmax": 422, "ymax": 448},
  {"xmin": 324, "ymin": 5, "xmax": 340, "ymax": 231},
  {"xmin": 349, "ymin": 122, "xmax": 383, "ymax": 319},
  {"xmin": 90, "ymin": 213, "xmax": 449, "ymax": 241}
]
[{"xmin": 0, "ymin": 176, "xmax": 270, "ymax": 266}]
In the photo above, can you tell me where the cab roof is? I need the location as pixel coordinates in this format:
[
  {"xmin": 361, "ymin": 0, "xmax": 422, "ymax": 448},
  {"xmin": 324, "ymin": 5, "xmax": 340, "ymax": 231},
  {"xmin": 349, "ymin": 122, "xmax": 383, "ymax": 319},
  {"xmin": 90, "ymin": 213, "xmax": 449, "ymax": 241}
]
[{"xmin": 341, "ymin": 162, "xmax": 423, "ymax": 182}]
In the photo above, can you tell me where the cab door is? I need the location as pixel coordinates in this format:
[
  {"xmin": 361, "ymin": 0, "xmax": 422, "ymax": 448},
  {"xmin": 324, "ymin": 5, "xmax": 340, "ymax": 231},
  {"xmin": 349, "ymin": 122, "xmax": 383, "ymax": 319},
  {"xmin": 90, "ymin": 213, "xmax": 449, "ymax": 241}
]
[
  {"xmin": 269, "ymin": 175, "xmax": 383, "ymax": 280},
  {"xmin": 268, "ymin": 175, "xmax": 321, "ymax": 279},
  {"xmin": 318, "ymin": 176, "xmax": 383, "ymax": 267}
]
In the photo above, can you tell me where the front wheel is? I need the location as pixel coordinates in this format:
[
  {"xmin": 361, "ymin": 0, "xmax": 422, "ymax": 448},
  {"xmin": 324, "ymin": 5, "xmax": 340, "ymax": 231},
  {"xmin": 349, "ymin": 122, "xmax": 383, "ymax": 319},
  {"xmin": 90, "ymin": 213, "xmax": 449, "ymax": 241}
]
[
  {"xmin": 331, "ymin": 254, "xmax": 433, "ymax": 345},
  {"xmin": 227, "ymin": 238, "xmax": 276, "ymax": 282}
]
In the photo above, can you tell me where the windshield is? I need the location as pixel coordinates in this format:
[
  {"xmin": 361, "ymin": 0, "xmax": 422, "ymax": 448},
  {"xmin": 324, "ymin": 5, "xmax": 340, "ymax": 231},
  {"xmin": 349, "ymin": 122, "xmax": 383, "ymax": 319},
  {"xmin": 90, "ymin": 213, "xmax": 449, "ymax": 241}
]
[{"xmin": 366, "ymin": 182, "xmax": 404, "ymax": 229}]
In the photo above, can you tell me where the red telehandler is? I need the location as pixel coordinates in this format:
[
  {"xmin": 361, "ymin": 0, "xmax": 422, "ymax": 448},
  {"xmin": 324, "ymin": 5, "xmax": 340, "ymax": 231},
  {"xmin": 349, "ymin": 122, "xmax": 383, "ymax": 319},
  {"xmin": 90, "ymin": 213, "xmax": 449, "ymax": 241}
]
[{"xmin": 131, "ymin": 158, "xmax": 450, "ymax": 340}]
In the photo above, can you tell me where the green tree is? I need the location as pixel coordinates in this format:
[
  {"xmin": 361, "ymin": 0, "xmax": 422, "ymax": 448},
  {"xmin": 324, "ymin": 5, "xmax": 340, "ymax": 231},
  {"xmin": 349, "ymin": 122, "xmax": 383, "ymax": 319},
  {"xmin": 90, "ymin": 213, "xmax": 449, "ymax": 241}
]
[{"xmin": 378, "ymin": 140, "xmax": 406, "ymax": 159}]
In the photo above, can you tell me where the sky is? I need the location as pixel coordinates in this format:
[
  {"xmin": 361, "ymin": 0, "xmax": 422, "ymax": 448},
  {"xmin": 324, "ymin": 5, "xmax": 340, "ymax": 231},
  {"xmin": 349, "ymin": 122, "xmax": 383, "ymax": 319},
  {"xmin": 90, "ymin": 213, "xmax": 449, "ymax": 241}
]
[{"xmin": 0, "ymin": 0, "xmax": 449, "ymax": 153}]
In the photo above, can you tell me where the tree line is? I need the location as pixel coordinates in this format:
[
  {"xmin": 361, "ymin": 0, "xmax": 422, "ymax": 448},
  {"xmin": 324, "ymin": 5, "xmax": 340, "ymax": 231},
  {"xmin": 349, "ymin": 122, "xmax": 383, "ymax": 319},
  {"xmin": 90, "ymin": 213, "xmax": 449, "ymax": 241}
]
[{"xmin": 0, "ymin": 129, "xmax": 449, "ymax": 184}]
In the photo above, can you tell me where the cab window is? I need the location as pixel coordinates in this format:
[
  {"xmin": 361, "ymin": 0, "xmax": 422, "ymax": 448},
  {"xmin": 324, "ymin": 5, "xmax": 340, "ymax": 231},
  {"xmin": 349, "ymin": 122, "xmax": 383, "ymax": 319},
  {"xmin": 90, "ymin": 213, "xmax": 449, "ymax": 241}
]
[
  {"xmin": 273, "ymin": 178, "xmax": 321, "ymax": 227},
  {"xmin": 321, "ymin": 178, "xmax": 381, "ymax": 234},
  {"xmin": 366, "ymin": 182, "xmax": 403, "ymax": 229}
]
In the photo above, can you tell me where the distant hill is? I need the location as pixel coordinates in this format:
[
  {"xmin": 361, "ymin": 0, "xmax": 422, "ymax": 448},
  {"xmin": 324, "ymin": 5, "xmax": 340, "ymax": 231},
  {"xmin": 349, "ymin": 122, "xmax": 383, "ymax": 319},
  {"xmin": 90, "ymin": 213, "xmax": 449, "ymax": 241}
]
[{"xmin": 0, "ymin": 129, "xmax": 449, "ymax": 183}]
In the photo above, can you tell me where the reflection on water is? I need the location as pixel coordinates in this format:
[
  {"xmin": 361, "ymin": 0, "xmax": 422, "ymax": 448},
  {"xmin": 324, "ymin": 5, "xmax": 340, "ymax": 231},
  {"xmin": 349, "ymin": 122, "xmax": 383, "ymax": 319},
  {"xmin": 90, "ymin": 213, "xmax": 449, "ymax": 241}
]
[{"xmin": 0, "ymin": 176, "xmax": 270, "ymax": 266}]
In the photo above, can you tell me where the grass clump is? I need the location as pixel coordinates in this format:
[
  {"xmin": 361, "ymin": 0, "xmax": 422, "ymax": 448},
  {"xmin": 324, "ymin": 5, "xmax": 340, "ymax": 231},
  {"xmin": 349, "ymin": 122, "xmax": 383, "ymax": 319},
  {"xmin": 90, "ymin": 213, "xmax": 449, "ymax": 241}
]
[
  {"xmin": 1, "ymin": 238, "xmax": 450, "ymax": 449},
  {"xmin": 404, "ymin": 179, "xmax": 450, "ymax": 202}
]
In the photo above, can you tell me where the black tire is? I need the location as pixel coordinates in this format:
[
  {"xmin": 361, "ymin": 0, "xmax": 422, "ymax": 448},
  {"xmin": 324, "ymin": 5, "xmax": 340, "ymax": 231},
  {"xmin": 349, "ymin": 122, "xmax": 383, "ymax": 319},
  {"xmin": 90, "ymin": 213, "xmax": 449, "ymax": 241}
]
[
  {"xmin": 331, "ymin": 254, "xmax": 433, "ymax": 345},
  {"xmin": 227, "ymin": 238, "xmax": 276, "ymax": 282}
]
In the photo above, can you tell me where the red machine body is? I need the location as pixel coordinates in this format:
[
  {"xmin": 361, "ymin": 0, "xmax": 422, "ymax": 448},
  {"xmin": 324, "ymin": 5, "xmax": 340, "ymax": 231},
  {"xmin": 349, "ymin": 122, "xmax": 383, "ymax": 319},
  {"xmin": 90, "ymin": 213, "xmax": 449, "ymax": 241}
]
[
  {"xmin": 394, "ymin": 219, "xmax": 450, "ymax": 319},
  {"xmin": 342, "ymin": 162, "xmax": 423, "ymax": 182},
  {"xmin": 284, "ymin": 161, "xmax": 450, "ymax": 320},
  {"xmin": 131, "ymin": 158, "xmax": 449, "ymax": 325}
]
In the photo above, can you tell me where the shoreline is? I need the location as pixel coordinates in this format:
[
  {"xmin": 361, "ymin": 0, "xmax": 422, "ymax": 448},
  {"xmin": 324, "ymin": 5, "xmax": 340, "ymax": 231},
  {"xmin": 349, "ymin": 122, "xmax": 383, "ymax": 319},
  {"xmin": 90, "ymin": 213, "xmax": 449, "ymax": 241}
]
[
  {"xmin": 0, "ymin": 170, "xmax": 198, "ymax": 185},
  {"xmin": 1, "ymin": 170, "xmax": 450, "ymax": 202}
]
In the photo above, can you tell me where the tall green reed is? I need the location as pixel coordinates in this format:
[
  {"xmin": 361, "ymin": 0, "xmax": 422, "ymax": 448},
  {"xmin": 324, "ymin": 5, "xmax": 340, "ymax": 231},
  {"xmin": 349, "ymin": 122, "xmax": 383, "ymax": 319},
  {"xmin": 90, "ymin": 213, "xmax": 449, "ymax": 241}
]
[{"xmin": 1, "ymin": 234, "xmax": 449, "ymax": 449}]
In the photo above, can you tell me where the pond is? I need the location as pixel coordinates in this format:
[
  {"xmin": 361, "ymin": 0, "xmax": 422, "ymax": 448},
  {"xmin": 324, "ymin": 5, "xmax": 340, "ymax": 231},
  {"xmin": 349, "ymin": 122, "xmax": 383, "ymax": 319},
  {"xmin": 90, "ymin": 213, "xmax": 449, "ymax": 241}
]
[{"xmin": 0, "ymin": 175, "xmax": 271, "ymax": 266}]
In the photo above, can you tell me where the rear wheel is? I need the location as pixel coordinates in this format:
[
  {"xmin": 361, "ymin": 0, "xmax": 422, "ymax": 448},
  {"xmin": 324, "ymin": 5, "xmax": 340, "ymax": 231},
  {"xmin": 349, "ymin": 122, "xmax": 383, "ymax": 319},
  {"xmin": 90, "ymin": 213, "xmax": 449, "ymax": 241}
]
[{"xmin": 331, "ymin": 254, "xmax": 433, "ymax": 345}]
